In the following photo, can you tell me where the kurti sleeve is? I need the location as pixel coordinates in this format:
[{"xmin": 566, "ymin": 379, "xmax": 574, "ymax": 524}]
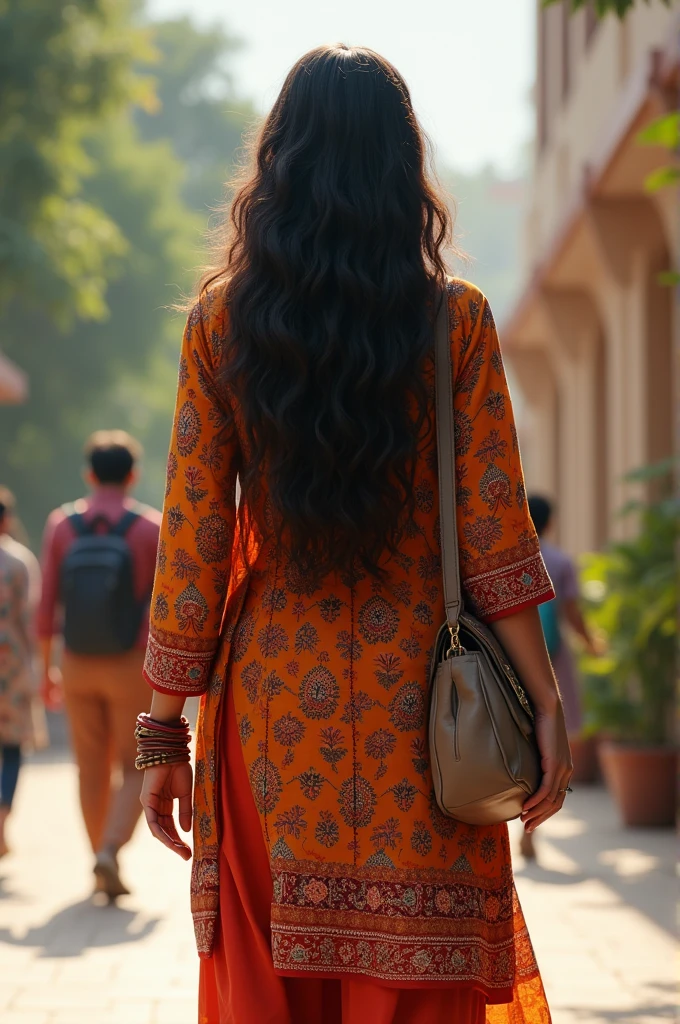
[
  {"xmin": 450, "ymin": 281, "xmax": 554, "ymax": 622},
  {"xmin": 143, "ymin": 300, "xmax": 240, "ymax": 696}
]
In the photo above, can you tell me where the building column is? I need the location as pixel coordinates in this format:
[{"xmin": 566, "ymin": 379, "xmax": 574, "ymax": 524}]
[
  {"xmin": 541, "ymin": 290, "xmax": 602, "ymax": 554},
  {"xmin": 585, "ymin": 198, "xmax": 669, "ymax": 534},
  {"xmin": 508, "ymin": 347, "xmax": 558, "ymax": 499}
]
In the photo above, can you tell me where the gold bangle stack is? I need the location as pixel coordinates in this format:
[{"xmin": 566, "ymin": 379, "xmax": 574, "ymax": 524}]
[
  {"xmin": 135, "ymin": 749, "xmax": 191, "ymax": 771},
  {"xmin": 134, "ymin": 712, "xmax": 192, "ymax": 771}
]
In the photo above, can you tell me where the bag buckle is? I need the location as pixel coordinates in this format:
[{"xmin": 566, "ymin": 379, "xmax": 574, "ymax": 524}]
[{"xmin": 445, "ymin": 623, "xmax": 464, "ymax": 658}]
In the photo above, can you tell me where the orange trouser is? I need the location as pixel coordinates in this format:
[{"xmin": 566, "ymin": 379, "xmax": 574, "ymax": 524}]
[{"xmin": 62, "ymin": 649, "xmax": 148, "ymax": 854}]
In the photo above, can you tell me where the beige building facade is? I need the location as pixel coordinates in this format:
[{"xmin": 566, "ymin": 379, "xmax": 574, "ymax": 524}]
[{"xmin": 504, "ymin": 1, "xmax": 679, "ymax": 555}]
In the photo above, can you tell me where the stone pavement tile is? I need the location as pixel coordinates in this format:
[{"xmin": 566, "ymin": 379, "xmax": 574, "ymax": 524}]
[
  {"xmin": 151, "ymin": 999, "xmax": 198, "ymax": 1023},
  {"xmin": 0, "ymin": 952, "xmax": 61, "ymax": 983},
  {"xmin": 112, "ymin": 965, "xmax": 198, "ymax": 991},
  {"xmin": 2, "ymin": 1014, "xmax": 51, "ymax": 1024},
  {"xmin": 12, "ymin": 988, "xmax": 108, "ymax": 1011},
  {"xmin": 49, "ymin": 1014, "xmax": 115, "ymax": 1024},
  {"xmin": 103, "ymin": 1000, "xmax": 158, "ymax": 1024},
  {"xmin": 51, "ymin": 958, "xmax": 115, "ymax": 983},
  {"xmin": 0, "ymin": 946, "xmax": 35, "ymax": 967},
  {"xmin": 95, "ymin": 1012, "xmax": 154, "ymax": 1024},
  {"xmin": 49, "ymin": 1011, "xmax": 166, "ymax": 1024},
  {"xmin": 110, "ymin": 979, "xmax": 197, "ymax": 1002}
]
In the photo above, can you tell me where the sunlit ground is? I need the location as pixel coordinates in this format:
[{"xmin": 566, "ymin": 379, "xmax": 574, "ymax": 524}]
[{"xmin": 511, "ymin": 789, "xmax": 675, "ymax": 1023}]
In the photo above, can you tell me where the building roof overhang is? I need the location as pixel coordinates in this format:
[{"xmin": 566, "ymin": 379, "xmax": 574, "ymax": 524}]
[{"xmin": 503, "ymin": 44, "xmax": 679, "ymax": 351}]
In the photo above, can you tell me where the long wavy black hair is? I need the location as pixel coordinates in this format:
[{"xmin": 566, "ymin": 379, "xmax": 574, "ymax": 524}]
[{"xmin": 204, "ymin": 44, "xmax": 452, "ymax": 577}]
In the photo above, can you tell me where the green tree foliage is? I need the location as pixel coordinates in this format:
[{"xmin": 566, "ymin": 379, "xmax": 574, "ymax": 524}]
[
  {"xmin": 0, "ymin": 11, "xmax": 254, "ymax": 542},
  {"xmin": 136, "ymin": 18, "xmax": 255, "ymax": 213},
  {"xmin": 0, "ymin": 118, "xmax": 199, "ymax": 539},
  {"xmin": 0, "ymin": 0, "xmax": 154, "ymax": 322},
  {"xmin": 543, "ymin": 0, "xmax": 671, "ymax": 17}
]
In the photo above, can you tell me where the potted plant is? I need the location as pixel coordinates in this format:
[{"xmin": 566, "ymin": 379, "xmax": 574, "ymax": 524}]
[{"xmin": 578, "ymin": 461, "xmax": 677, "ymax": 827}]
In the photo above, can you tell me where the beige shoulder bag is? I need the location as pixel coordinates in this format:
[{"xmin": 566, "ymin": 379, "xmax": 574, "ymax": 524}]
[{"xmin": 429, "ymin": 292, "xmax": 541, "ymax": 826}]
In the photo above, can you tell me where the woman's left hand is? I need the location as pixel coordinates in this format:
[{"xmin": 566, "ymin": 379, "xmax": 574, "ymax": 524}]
[{"xmin": 140, "ymin": 762, "xmax": 193, "ymax": 860}]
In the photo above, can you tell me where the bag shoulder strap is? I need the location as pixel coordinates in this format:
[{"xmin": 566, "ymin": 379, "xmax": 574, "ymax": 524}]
[
  {"xmin": 110, "ymin": 508, "xmax": 140, "ymax": 539},
  {"xmin": 434, "ymin": 287, "xmax": 462, "ymax": 630},
  {"xmin": 63, "ymin": 505, "xmax": 91, "ymax": 538},
  {"xmin": 63, "ymin": 503, "xmax": 139, "ymax": 540}
]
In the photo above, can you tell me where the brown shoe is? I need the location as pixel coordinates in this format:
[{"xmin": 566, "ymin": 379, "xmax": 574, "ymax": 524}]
[{"xmin": 94, "ymin": 848, "xmax": 130, "ymax": 898}]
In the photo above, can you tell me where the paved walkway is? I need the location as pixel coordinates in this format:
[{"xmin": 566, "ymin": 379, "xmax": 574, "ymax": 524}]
[
  {"xmin": 511, "ymin": 791, "xmax": 675, "ymax": 1024},
  {"xmin": 0, "ymin": 746, "xmax": 675, "ymax": 1023}
]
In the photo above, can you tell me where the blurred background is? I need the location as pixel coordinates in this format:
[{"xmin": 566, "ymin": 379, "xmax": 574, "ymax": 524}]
[{"xmin": 0, "ymin": 1, "xmax": 677, "ymax": 1023}]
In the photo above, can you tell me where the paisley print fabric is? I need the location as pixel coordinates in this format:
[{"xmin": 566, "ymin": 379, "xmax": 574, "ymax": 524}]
[
  {"xmin": 144, "ymin": 279, "xmax": 554, "ymax": 1016},
  {"xmin": 0, "ymin": 540, "xmax": 34, "ymax": 747}
]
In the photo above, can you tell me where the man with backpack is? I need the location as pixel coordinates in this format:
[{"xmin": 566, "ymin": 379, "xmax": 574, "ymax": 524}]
[{"xmin": 37, "ymin": 431, "xmax": 161, "ymax": 898}]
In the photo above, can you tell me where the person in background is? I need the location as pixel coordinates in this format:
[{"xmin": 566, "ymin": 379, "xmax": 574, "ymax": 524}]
[
  {"xmin": 37, "ymin": 431, "xmax": 161, "ymax": 898},
  {"xmin": 0, "ymin": 488, "xmax": 42, "ymax": 856},
  {"xmin": 523, "ymin": 494, "xmax": 599, "ymax": 860}
]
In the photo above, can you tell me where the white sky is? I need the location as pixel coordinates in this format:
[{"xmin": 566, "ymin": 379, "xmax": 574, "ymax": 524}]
[{"xmin": 146, "ymin": 0, "xmax": 536, "ymax": 174}]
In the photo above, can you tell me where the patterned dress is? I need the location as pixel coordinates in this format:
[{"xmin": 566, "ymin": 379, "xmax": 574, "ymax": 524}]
[
  {"xmin": 0, "ymin": 538, "xmax": 34, "ymax": 747},
  {"xmin": 144, "ymin": 279, "xmax": 555, "ymax": 1020}
]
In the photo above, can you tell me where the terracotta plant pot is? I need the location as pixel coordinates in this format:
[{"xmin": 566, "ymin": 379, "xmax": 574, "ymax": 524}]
[
  {"xmin": 598, "ymin": 741, "xmax": 677, "ymax": 827},
  {"xmin": 568, "ymin": 735, "xmax": 599, "ymax": 785}
]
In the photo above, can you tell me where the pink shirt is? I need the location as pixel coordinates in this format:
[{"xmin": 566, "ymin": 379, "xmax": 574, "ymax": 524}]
[{"xmin": 37, "ymin": 488, "xmax": 161, "ymax": 649}]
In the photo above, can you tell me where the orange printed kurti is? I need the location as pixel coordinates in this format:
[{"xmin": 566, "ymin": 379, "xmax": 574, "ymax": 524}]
[{"xmin": 144, "ymin": 279, "xmax": 554, "ymax": 1018}]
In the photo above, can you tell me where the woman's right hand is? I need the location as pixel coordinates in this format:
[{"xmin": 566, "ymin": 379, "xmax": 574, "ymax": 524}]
[
  {"xmin": 140, "ymin": 762, "xmax": 193, "ymax": 860},
  {"xmin": 520, "ymin": 702, "xmax": 572, "ymax": 832}
]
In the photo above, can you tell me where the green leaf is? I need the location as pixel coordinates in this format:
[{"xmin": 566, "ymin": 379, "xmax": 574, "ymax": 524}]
[
  {"xmin": 637, "ymin": 112, "xmax": 680, "ymax": 150},
  {"xmin": 657, "ymin": 270, "xmax": 680, "ymax": 287},
  {"xmin": 644, "ymin": 165, "xmax": 680, "ymax": 193}
]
